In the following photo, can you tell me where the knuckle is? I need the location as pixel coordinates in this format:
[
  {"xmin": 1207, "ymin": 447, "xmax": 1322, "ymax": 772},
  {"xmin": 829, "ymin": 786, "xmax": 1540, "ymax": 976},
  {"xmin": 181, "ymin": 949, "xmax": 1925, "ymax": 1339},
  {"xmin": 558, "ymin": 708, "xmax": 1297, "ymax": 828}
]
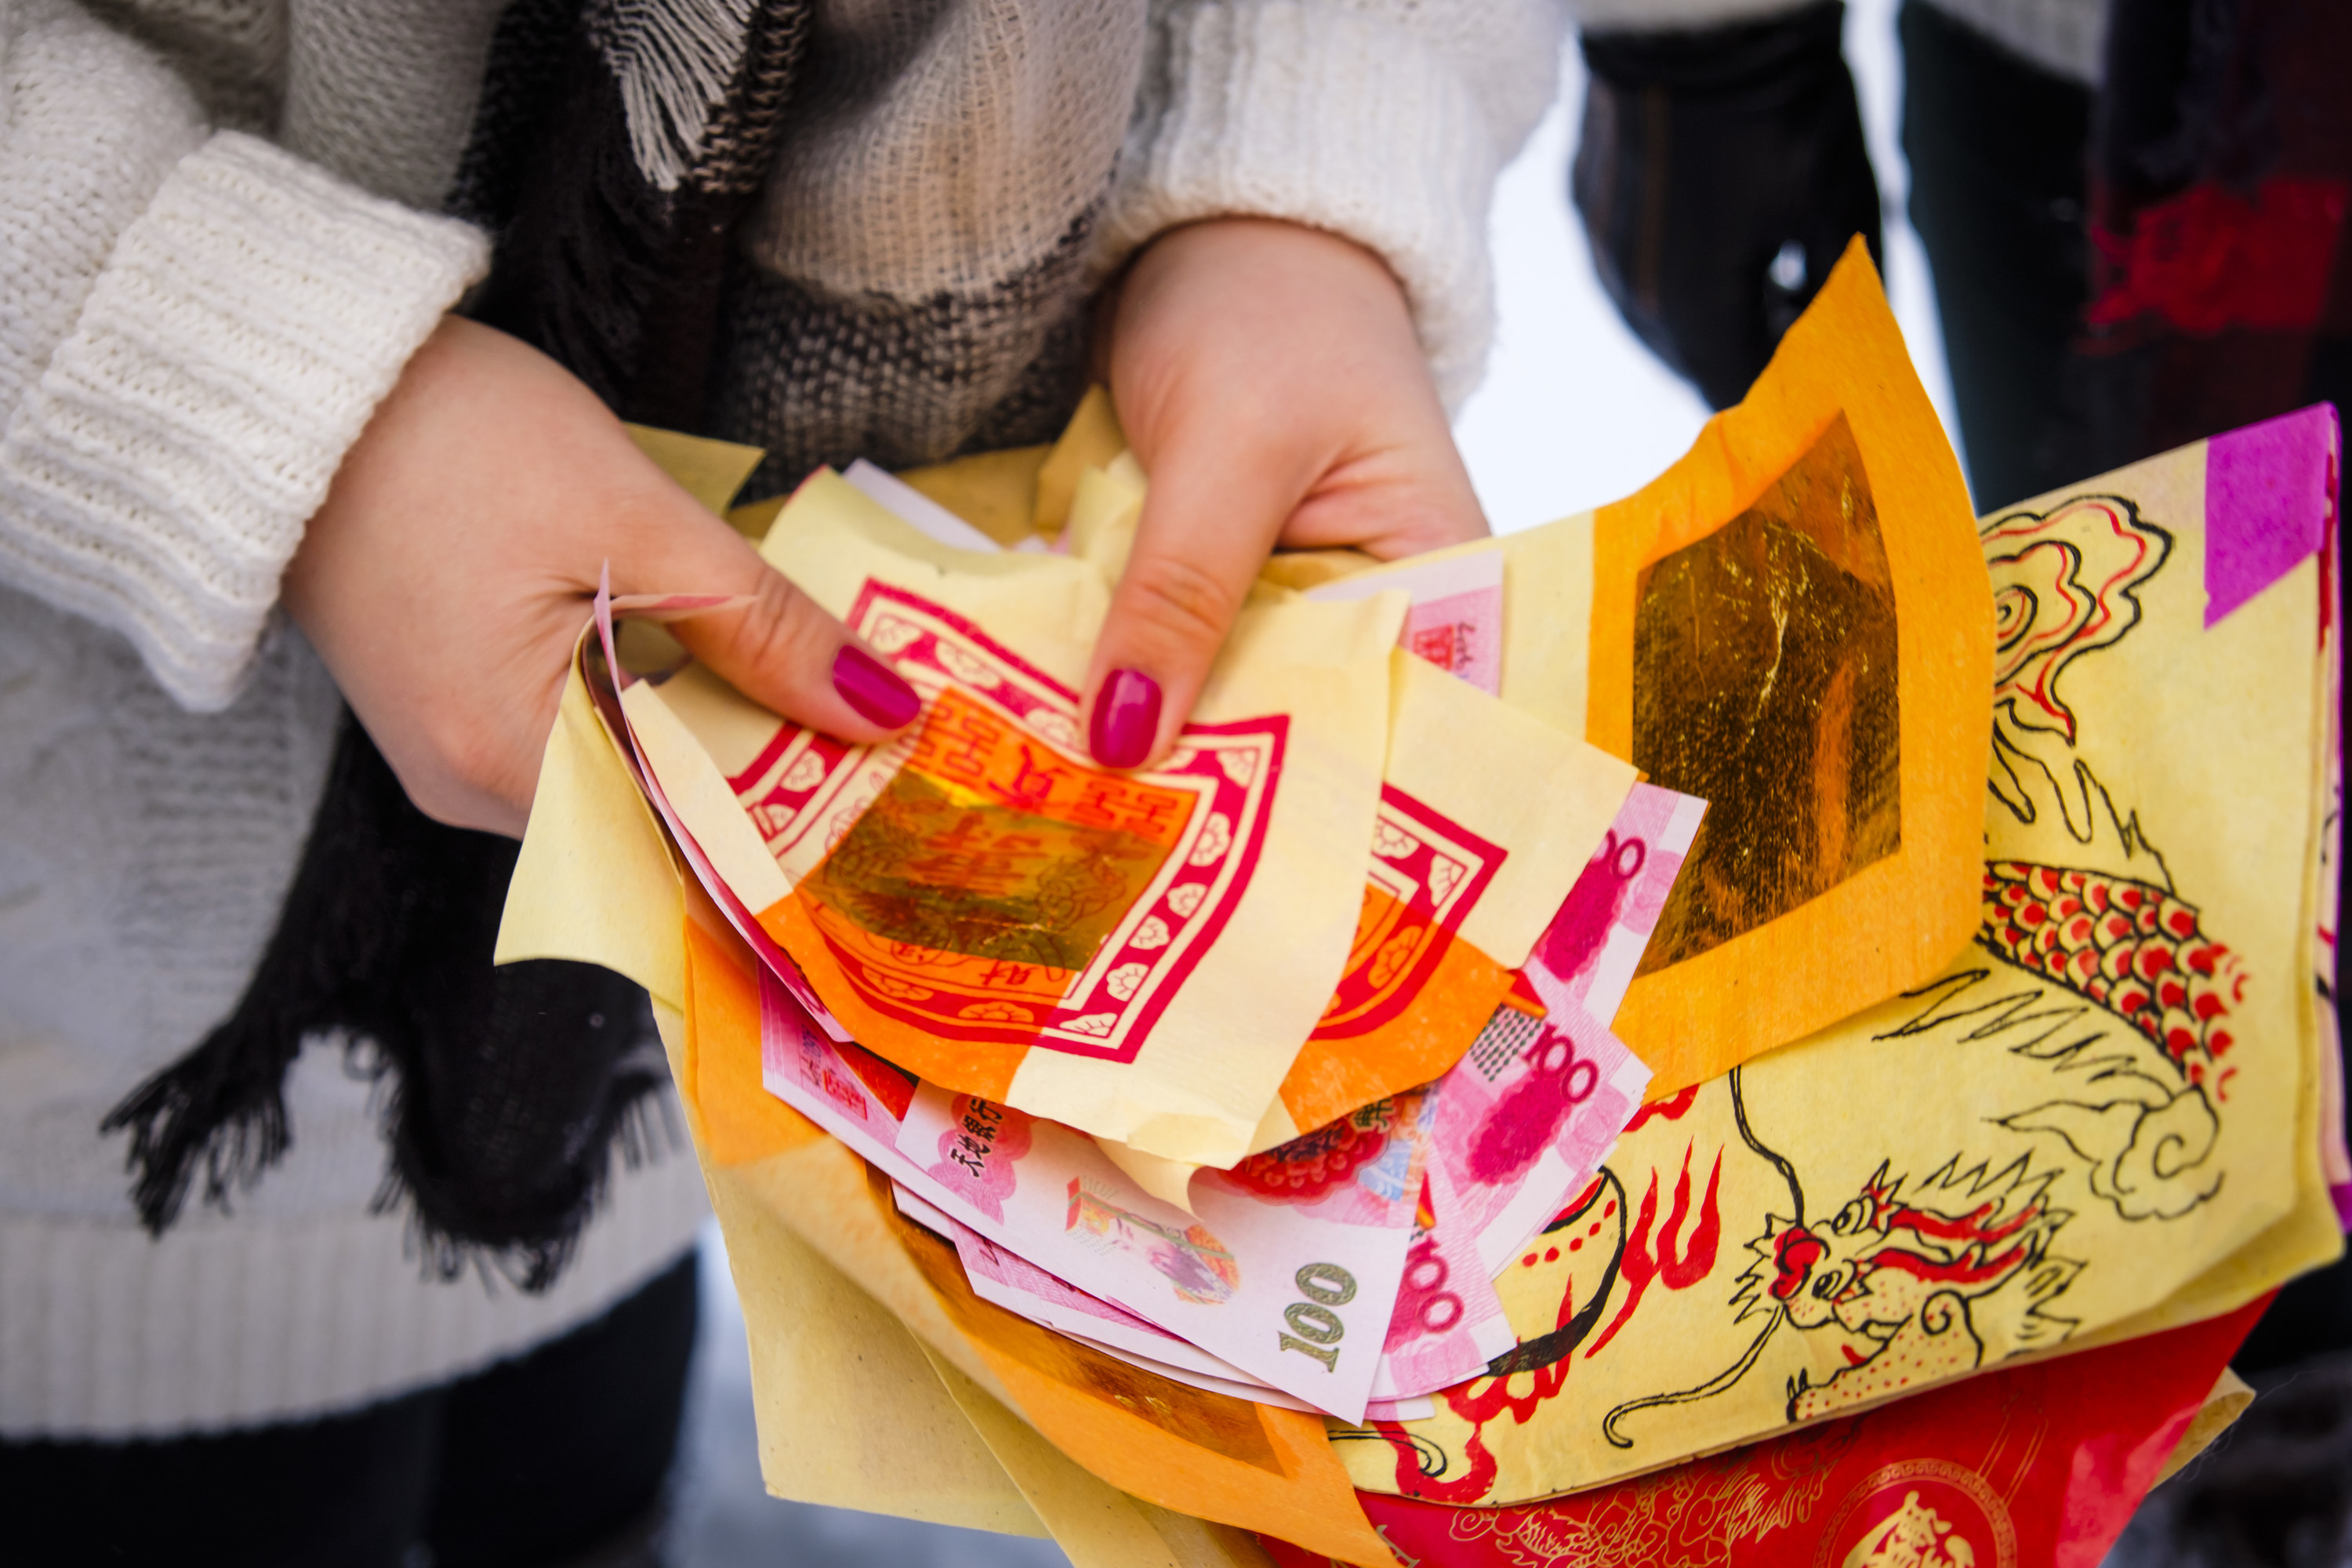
[
  {"xmin": 1121, "ymin": 553, "xmax": 1241, "ymax": 652},
  {"xmin": 724, "ymin": 573, "xmax": 820, "ymax": 677},
  {"xmin": 417, "ymin": 710, "xmax": 514, "ymax": 822},
  {"xmin": 444, "ymin": 735, "xmax": 510, "ymax": 808}
]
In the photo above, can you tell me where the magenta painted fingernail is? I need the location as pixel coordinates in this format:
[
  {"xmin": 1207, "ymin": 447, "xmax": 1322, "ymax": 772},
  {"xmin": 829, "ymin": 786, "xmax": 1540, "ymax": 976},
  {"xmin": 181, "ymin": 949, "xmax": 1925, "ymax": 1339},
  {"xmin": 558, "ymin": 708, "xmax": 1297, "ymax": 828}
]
[
  {"xmin": 1091, "ymin": 668, "xmax": 1162, "ymax": 769},
  {"xmin": 833, "ymin": 644, "xmax": 921, "ymax": 729}
]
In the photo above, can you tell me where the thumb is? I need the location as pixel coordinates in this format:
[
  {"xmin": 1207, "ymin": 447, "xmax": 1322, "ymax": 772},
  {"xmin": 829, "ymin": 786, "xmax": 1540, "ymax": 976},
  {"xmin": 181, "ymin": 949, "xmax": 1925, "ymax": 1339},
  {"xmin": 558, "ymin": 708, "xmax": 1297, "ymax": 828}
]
[
  {"xmin": 652, "ymin": 517, "xmax": 923, "ymax": 744},
  {"xmin": 1083, "ymin": 447, "xmax": 1291, "ymax": 770}
]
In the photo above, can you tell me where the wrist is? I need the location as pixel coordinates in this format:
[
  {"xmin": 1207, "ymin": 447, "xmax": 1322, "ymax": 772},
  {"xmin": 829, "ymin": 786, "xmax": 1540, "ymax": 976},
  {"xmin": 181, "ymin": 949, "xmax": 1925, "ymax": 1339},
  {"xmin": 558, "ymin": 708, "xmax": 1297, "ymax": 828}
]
[{"xmin": 1097, "ymin": 218, "xmax": 1406, "ymax": 378}]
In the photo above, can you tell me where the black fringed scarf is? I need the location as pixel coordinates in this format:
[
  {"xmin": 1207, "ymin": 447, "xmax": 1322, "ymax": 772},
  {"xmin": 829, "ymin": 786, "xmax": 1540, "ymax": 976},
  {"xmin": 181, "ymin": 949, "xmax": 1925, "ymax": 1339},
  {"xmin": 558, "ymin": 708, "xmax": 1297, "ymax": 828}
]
[{"xmin": 103, "ymin": 0, "xmax": 814, "ymax": 1288}]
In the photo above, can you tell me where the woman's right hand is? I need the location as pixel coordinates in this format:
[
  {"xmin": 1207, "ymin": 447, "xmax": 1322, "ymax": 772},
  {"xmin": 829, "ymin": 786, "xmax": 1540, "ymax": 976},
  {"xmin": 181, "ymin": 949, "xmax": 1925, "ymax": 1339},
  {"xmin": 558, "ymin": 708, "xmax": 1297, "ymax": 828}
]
[{"xmin": 282, "ymin": 315, "xmax": 921, "ymax": 839}]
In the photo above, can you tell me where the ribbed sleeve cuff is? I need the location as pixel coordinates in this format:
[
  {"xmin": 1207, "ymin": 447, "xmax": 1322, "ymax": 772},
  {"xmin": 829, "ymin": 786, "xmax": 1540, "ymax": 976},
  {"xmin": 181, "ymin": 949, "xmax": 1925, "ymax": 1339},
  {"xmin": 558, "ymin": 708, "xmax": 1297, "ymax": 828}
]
[
  {"xmin": 1099, "ymin": 3, "xmax": 1548, "ymax": 411},
  {"xmin": 0, "ymin": 132, "xmax": 488, "ymax": 711}
]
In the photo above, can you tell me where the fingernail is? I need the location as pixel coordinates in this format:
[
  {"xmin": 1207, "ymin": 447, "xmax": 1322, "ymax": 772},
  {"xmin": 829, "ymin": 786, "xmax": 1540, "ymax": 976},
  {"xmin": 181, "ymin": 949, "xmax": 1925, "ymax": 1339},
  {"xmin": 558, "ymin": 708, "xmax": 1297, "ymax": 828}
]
[
  {"xmin": 833, "ymin": 644, "xmax": 921, "ymax": 729},
  {"xmin": 1091, "ymin": 668, "xmax": 1162, "ymax": 769}
]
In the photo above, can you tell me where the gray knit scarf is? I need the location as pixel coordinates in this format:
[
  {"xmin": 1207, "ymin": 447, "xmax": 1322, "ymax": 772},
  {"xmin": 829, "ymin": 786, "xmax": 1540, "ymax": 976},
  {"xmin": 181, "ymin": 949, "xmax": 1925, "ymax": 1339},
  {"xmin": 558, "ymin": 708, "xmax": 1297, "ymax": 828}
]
[{"xmin": 104, "ymin": 0, "xmax": 815, "ymax": 1290}]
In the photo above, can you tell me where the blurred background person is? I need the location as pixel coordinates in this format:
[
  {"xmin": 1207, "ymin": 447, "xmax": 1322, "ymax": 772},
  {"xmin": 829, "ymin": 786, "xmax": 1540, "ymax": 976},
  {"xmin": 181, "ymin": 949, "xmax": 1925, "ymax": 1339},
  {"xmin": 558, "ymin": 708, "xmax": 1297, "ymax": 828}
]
[
  {"xmin": 1568, "ymin": 0, "xmax": 2352, "ymax": 509},
  {"xmin": 1562, "ymin": 2, "xmax": 2352, "ymax": 1562}
]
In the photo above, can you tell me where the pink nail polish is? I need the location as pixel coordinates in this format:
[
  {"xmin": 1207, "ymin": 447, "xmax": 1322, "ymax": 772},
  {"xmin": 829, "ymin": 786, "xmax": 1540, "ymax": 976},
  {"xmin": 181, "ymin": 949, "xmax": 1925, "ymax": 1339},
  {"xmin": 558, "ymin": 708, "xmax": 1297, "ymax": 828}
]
[
  {"xmin": 1091, "ymin": 668, "xmax": 1162, "ymax": 769},
  {"xmin": 833, "ymin": 644, "xmax": 921, "ymax": 730}
]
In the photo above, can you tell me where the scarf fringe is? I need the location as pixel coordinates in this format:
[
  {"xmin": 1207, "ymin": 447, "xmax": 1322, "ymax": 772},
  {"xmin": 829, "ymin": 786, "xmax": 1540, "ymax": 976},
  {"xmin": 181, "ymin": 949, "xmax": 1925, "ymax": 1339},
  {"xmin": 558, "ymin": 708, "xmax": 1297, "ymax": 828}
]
[
  {"xmin": 100, "ymin": 1013, "xmax": 303, "ymax": 1236},
  {"xmin": 101, "ymin": 715, "xmax": 678, "ymax": 1296},
  {"xmin": 365, "ymin": 1037, "xmax": 683, "ymax": 1295}
]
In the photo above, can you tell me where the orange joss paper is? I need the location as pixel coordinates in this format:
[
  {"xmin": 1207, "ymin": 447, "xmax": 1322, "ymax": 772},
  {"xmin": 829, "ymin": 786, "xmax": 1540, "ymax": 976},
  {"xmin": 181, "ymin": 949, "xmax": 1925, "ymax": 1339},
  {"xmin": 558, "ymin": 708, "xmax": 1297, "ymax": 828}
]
[{"xmin": 1584, "ymin": 240, "xmax": 1992, "ymax": 1094}]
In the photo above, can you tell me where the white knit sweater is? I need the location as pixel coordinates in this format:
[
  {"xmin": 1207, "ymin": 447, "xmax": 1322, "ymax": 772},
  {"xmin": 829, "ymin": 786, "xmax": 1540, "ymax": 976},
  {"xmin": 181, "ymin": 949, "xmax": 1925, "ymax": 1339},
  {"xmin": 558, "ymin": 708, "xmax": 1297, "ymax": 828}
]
[{"xmin": 0, "ymin": 0, "xmax": 1555, "ymax": 1436}]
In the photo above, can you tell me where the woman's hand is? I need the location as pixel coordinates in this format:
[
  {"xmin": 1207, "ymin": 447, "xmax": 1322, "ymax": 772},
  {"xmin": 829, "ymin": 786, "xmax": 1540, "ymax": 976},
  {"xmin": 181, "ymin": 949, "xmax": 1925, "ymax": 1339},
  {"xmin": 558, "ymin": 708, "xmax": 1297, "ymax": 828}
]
[
  {"xmin": 1087, "ymin": 217, "xmax": 1490, "ymax": 768},
  {"xmin": 283, "ymin": 316, "xmax": 920, "ymax": 838}
]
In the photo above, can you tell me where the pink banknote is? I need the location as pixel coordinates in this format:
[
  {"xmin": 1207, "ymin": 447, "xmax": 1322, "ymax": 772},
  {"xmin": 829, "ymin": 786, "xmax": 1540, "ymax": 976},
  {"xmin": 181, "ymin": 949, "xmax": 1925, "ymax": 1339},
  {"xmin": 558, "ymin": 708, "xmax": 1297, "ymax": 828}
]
[
  {"xmin": 1403, "ymin": 781, "xmax": 1690, "ymax": 1281},
  {"xmin": 754, "ymin": 965, "xmax": 1424, "ymax": 1419},
  {"xmin": 1523, "ymin": 781, "xmax": 1705, "ymax": 1027},
  {"xmin": 892, "ymin": 1185, "xmax": 1435, "ymax": 1421},
  {"xmin": 890, "ymin": 1182, "xmax": 1245, "ymax": 1380},
  {"xmin": 1302, "ymin": 546, "xmax": 1504, "ymax": 695},
  {"xmin": 1370, "ymin": 1174, "xmax": 1515, "ymax": 1400},
  {"xmin": 1426, "ymin": 996, "xmax": 1652, "ymax": 1279},
  {"xmin": 895, "ymin": 1080, "xmax": 1431, "ymax": 1419}
]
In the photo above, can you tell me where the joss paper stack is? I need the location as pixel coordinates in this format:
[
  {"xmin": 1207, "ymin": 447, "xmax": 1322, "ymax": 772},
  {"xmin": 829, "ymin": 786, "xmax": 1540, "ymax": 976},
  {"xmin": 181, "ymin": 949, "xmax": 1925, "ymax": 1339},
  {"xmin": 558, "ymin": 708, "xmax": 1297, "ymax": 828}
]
[
  {"xmin": 599, "ymin": 411, "xmax": 1687, "ymax": 1425},
  {"xmin": 499, "ymin": 243, "xmax": 2339, "ymax": 1567}
]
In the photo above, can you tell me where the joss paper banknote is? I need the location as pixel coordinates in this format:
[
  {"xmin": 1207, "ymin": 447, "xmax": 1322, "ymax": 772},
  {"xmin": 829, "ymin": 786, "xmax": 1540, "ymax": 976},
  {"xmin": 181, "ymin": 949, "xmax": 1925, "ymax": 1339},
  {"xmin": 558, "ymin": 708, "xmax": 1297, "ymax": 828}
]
[
  {"xmin": 1524, "ymin": 782, "xmax": 1705, "ymax": 1027},
  {"xmin": 1427, "ymin": 999, "xmax": 1652, "ymax": 1278},
  {"xmin": 753, "ymin": 961, "xmax": 1427, "ymax": 1418},
  {"xmin": 1304, "ymin": 546, "xmax": 1505, "ymax": 696},
  {"xmin": 895, "ymin": 1185, "xmax": 1435, "ymax": 1420},
  {"xmin": 895, "ymin": 1076, "xmax": 1432, "ymax": 1418},
  {"xmin": 1371, "ymin": 1174, "xmax": 1515, "ymax": 1400}
]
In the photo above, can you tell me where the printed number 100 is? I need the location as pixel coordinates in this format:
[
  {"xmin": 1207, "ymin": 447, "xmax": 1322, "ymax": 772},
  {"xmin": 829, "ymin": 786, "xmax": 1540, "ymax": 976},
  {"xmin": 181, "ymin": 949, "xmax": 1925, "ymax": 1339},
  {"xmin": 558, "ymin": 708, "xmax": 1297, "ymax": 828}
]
[{"xmin": 1278, "ymin": 1263, "xmax": 1358, "ymax": 1370}]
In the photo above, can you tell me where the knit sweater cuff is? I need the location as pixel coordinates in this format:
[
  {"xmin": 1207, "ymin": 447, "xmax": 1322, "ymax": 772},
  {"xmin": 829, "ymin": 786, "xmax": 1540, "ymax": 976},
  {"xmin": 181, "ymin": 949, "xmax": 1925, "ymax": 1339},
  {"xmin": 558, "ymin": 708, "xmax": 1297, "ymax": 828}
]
[
  {"xmin": 0, "ymin": 132, "xmax": 488, "ymax": 712},
  {"xmin": 1100, "ymin": 4, "xmax": 1537, "ymax": 411}
]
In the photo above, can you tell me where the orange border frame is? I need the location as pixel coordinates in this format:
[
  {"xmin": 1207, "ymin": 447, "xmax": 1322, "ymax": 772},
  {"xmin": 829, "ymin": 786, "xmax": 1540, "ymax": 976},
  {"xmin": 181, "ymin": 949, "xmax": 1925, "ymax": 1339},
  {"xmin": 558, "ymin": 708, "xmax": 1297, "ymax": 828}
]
[{"xmin": 1588, "ymin": 242, "xmax": 1991, "ymax": 1097}]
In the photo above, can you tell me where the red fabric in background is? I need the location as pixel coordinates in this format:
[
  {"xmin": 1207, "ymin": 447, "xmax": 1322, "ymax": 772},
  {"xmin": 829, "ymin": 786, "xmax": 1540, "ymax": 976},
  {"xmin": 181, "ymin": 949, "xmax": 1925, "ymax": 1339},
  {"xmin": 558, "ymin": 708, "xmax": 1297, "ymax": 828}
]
[
  {"xmin": 1265, "ymin": 1298, "xmax": 2267, "ymax": 1568},
  {"xmin": 2088, "ymin": 179, "xmax": 2348, "ymax": 336}
]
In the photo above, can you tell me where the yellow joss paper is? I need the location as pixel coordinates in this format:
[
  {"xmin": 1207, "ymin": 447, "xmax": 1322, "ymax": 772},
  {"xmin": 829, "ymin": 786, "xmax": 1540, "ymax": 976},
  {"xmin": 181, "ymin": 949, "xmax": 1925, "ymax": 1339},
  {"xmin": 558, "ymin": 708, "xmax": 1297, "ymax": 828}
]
[
  {"xmin": 623, "ymin": 423, "xmax": 764, "ymax": 517},
  {"xmin": 1494, "ymin": 241, "xmax": 1992, "ymax": 1095},
  {"xmin": 892, "ymin": 383, "xmax": 1131, "ymax": 546},
  {"xmin": 1341, "ymin": 416, "xmax": 2341, "ymax": 1506},
  {"xmin": 494, "ymin": 655, "xmax": 685, "ymax": 1008},
  {"xmin": 627, "ymin": 469, "xmax": 1399, "ymax": 1168},
  {"xmin": 913, "ymin": 1343, "xmax": 1284, "ymax": 1568},
  {"xmin": 699, "ymin": 1142, "xmax": 1050, "ymax": 1536}
]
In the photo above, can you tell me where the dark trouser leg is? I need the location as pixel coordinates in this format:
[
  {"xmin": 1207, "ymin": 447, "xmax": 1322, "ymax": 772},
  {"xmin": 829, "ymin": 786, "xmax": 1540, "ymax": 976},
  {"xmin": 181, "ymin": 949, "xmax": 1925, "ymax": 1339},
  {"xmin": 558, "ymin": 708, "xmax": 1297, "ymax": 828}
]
[
  {"xmin": 428, "ymin": 1250, "xmax": 699, "ymax": 1568},
  {"xmin": 1898, "ymin": 0, "xmax": 2093, "ymax": 511},
  {"xmin": 0, "ymin": 1248, "xmax": 698, "ymax": 1568},
  {"xmin": 1, "ymin": 1387, "xmax": 443, "ymax": 1568}
]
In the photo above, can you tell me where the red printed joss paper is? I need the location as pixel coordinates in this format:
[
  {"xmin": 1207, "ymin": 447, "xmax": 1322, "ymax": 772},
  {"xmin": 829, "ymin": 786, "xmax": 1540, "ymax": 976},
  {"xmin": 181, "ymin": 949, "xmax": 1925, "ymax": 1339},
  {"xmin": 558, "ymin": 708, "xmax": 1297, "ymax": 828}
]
[
  {"xmin": 622, "ymin": 467, "xmax": 1631, "ymax": 1167},
  {"xmin": 1265, "ymin": 1297, "xmax": 2264, "ymax": 1568}
]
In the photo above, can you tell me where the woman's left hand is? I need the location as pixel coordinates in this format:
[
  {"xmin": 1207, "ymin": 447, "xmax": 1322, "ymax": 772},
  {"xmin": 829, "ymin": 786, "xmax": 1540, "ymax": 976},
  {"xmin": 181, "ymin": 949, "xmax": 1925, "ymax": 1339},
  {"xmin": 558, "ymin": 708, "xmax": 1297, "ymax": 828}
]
[{"xmin": 1086, "ymin": 216, "xmax": 1490, "ymax": 768}]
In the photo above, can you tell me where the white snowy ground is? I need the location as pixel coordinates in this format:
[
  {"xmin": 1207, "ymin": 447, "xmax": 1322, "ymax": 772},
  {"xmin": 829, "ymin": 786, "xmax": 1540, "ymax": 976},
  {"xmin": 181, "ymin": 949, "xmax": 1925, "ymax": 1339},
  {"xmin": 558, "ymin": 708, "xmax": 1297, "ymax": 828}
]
[{"xmin": 666, "ymin": 5, "xmax": 1960, "ymax": 1561}]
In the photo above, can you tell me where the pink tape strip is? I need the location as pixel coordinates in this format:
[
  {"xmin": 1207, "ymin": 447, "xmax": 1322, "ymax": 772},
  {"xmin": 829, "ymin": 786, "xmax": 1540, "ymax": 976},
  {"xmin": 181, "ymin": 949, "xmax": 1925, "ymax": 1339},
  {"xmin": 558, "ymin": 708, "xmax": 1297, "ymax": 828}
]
[{"xmin": 2204, "ymin": 403, "xmax": 2339, "ymax": 626}]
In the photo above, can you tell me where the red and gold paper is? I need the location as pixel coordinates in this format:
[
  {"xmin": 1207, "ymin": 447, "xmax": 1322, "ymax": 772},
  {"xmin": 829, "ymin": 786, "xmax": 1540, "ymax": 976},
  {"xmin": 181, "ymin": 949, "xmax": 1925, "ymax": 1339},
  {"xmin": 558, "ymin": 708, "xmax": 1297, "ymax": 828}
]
[
  {"xmin": 635, "ymin": 466, "xmax": 1629, "ymax": 1167},
  {"xmin": 623, "ymin": 468, "xmax": 1400, "ymax": 1167},
  {"xmin": 1490, "ymin": 242, "xmax": 1994, "ymax": 1095}
]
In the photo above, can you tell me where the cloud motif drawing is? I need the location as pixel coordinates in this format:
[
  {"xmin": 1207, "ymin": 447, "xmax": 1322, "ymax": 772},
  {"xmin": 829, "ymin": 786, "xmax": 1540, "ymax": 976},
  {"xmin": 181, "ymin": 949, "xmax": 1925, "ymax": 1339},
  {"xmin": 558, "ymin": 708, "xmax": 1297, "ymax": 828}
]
[
  {"xmin": 2001, "ymin": 1081, "xmax": 2223, "ymax": 1221},
  {"xmin": 1977, "ymin": 495, "xmax": 2171, "ymax": 838}
]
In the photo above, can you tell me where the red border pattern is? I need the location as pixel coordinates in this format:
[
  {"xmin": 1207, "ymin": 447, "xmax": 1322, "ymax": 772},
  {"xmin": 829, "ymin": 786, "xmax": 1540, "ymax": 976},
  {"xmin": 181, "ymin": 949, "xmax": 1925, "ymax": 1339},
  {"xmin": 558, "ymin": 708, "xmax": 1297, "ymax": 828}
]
[
  {"xmin": 735, "ymin": 583, "xmax": 1287, "ymax": 1065},
  {"xmin": 1314, "ymin": 787, "xmax": 1505, "ymax": 1040}
]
